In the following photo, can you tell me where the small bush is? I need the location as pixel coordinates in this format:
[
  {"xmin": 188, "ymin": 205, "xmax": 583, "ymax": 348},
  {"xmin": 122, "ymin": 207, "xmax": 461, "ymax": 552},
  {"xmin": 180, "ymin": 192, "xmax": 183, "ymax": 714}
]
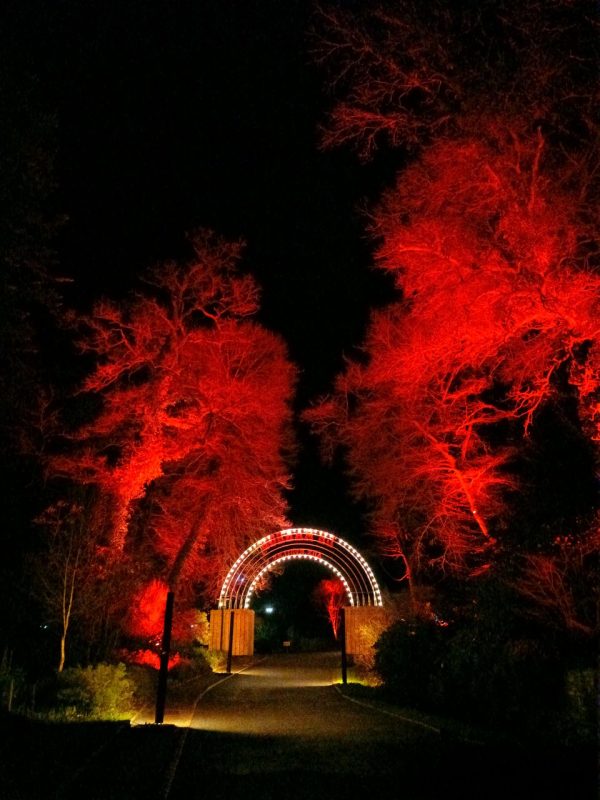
[
  {"xmin": 563, "ymin": 667, "xmax": 597, "ymax": 742},
  {"xmin": 168, "ymin": 645, "xmax": 211, "ymax": 681},
  {"xmin": 441, "ymin": 626, "xmax": 565, "ymax": 728},
  {"xmin": 172, "ymin": 610, "xmax": 210, "ymax": 649},
  {"xmin": 125, "ymin": 663, "xmax": 157, "ymax": 708},
  {"xmin": 56, "ymin": 663, "xmax": 134, "ymax": 720},
  {"xmin": 374, "ymin": 621, "xmax": 446, "ymax": 707},
  {"xmin": 204, "ymin": 650, "xmax": 227, "ymax": 673},
  {"xmin": 354, "ymin": 617, "xmax": 392, "ymax": 672}
]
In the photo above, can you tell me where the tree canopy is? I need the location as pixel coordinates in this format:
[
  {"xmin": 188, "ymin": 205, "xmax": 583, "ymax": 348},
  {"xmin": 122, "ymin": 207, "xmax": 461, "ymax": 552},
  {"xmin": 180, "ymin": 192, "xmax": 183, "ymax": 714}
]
[
  {"xmin": 308, "ymin": 0, "xmax": 600, "ymax": 635},
  {"xmin": 46, "ymin": 231, "xmax": 297, "ymax": 641}
]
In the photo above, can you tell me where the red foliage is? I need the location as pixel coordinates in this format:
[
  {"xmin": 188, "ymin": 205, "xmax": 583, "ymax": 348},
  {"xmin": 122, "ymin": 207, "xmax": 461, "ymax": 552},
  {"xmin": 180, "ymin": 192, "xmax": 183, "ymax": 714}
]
[
  {"xmin": 119, "ymin": 648, "xmax": 183, "ymax": 671},
  {"xmin": 127, "ymin": 579, "xmax": 209, "ymax": 643},
  {"xmin": 306, "ymin": 124, "xmax": 600, "ymax": 587},
  {"xmin": 310, "ymin": 2, "xmax": 600, "ymax": 627},
  {"xmin": 50, "ymin": 230, "xmax": 296, "ymax": 620},
  {"xmin": 128, "ymin": 579, "xmax": 169, "ymax": 639}
]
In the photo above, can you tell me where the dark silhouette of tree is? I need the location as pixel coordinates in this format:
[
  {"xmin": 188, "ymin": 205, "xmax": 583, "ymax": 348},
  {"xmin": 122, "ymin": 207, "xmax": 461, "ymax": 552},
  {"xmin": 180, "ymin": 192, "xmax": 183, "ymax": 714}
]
[
  {"xmin": 314, "ymin": 1, "xmax": 598, "ymax": 158},
  {"xmin": 0, "ymin": 13, "xmax": 68, "ymax": 673},
  {"xmin": 31, "ymin": 489, "xmax": 121, "ymax": 671}
]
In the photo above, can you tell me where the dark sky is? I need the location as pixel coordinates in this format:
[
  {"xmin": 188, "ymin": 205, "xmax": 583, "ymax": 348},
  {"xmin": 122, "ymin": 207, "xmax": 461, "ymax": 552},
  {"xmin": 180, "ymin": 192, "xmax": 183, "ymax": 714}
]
[{"xmin": 8, "ymin": 1, "xmax": 396, "ymax": 549}]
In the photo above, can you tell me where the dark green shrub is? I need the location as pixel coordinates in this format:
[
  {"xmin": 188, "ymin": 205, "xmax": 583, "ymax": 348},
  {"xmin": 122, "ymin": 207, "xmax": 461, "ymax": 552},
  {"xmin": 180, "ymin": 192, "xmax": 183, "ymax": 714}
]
[
  {"xmin": 442, "ymin": 627, "xmax": 563, "ymax": 727},
  {"xmin": 374, "ymin": 616, "xmax": 566, "ymax": 734},
  {"xmin": 56, "ymin": 663, "xmax": 134, "ymax": 720},
  {"xmin": 374, "ymin": 621, "xmax": 447, "ymax": 707},
  {"xmin": 563, "ymin": 667, "xmax": 597, "ymax": 743}
]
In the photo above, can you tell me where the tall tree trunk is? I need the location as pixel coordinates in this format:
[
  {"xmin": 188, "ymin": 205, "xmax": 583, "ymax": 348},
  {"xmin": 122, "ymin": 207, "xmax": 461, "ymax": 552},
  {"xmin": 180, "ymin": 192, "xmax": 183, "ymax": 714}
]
[
  {"xmin": 58, "ymin": 632, "xmax": 66, "ymax": 673},
  {"xmin": 167, "ymin": 499, "xmax": 210, "ymax": 590},
  {"xmin": 58, "ymin": 543, "xmax": 79, "ymax": 673}
]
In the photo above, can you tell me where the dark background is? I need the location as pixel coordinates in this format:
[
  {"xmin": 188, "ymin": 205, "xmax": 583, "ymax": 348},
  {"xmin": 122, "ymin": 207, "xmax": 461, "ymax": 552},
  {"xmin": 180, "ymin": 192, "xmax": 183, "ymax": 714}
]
[
  {"xmin": 50, "ymin": 0, "xmax": 395, "ymax": 403},
  {"xmin": 3, "ymin": 1, "xmax": 400, "ymax": 637}
]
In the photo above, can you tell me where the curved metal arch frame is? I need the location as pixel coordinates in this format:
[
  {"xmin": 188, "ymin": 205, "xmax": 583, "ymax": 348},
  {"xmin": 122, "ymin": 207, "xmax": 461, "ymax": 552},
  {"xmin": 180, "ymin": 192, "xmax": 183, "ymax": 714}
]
[
  {"xmin": 218, "ymin": 527, "xmax": 383, "ymax": 610},
  {"xmin": 246, "ymin": 554, "xmax": 354, "ymax": 608}
]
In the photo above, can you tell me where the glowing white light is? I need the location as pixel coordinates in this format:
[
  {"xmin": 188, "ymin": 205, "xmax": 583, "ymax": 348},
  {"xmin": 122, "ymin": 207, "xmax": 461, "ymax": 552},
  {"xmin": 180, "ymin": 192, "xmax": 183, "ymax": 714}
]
[{"xmin": 218, "ymin": 527, "xmax": 383, "ymax": 609}]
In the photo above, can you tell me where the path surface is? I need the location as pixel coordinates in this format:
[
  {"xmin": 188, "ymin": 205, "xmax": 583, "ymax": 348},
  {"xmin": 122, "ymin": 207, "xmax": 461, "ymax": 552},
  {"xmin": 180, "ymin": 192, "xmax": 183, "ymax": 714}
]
[
  {"xmin": 168, "ymin": 652, "xmax": 437, "ymax": 784},
  {"xmin": 161, "ymin": 652, "xmax": 592, "ymax": 800},
  {"xmin": 1, "ymin": 653, "xmax": 594, "ymax": 799}
]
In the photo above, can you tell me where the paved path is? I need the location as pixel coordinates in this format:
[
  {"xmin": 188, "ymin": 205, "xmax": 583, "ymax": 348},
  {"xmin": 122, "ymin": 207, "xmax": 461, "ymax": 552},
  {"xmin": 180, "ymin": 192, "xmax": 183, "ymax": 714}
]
[
  {"xmin": 160, "ymin": 653, "xmax": 593, "ymax": 800},
  {"xmin": 4, "ymin": 652, "xmax": 591, "ymax": 799},
  {"xmin": 170, "ymin": 652, "xmax": 435, "ymax": 774}
]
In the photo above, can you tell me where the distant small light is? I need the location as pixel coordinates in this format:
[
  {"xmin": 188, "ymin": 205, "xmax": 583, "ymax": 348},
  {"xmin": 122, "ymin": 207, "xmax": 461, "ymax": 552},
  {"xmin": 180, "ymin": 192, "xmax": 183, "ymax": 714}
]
[{"xmin": 264, "ymin": 606, "xmax": 274, "ymax": 614}]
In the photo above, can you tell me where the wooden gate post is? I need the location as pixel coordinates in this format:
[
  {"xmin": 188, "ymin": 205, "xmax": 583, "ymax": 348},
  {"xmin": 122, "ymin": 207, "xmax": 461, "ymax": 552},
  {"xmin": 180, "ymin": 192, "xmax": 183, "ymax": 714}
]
[
  {"xmin": 226, "ymin": 611, "xmax": 235, "ymax": 674},
  {"xmin": 340, "ymin": 606, "xmax": 348, "ymax": 685}
]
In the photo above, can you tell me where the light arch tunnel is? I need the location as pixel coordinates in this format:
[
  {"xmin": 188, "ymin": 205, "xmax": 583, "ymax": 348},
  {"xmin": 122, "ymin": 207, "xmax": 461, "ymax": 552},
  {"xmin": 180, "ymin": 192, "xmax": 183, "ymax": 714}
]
[{"xmin": 209, "ymin": 528, "xmax": 388, "ymax": 657}]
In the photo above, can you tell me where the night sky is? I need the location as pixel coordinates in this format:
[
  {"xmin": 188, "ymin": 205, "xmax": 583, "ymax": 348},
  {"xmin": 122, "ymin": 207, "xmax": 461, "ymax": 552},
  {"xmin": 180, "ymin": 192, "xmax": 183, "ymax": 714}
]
[
  {"xmin": 6, "ymin": 1, "xmax": 396, "ymax": 550},
  {"xmin": 52, "ymin": 0, "xmax": 394, "ymax": 380}
]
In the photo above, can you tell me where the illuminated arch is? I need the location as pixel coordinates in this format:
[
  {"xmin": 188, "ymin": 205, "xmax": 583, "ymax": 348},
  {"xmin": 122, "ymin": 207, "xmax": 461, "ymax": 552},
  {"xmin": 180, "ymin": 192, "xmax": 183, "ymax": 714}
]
[{"xmin": 218, "ymin": 527, "xmax": 383, "ymax": 609}]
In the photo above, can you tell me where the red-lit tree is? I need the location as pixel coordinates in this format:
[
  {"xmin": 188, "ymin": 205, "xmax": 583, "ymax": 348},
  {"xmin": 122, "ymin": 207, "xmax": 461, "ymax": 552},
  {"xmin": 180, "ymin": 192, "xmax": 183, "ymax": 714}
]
[
  {"xmin": 309, "ymin": 3, "xmax": 600, "ymax": 620},
  {"xmin": 313, "ymin": 578, "xmax": 346, "ymax": 639},
  {"xmin": 308, "ymin": 126, "xmax": 600, "ymax": 600},
  {"xmin": 49, "ymin": 231, "xmax": 296, "ymax": 641}
]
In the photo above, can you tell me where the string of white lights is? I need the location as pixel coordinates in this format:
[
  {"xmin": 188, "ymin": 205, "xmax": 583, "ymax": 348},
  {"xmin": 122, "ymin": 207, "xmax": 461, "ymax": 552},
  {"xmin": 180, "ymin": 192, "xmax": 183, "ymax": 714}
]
[
  {"xmin": 218, "ymin": 527, "xmax": 383, "ymax": 609},
  {"xmin": 223, "ymin": 538, "xmax": 373, "ymax": 606},
  {"xmin": 244, "ymin": 554, "xmax": 354, "ymax": 608}
]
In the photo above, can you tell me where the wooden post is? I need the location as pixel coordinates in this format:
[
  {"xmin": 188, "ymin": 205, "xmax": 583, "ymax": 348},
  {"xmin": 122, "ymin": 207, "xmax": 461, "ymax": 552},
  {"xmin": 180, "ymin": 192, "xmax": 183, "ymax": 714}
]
[
  {"xmin": 340, "ymin": 607, "xmax": 348, "ymax": 685},
  {"xmin": 226, "ymin": 610, "xmax": 235, "ymax": 674},
  {"xmin": 219, "ymin": 608, "xmax": 224, "ymax": 651},
  {"xmin": 155, "ymin": 590, "xmax": 175, "ymax": 724}
]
